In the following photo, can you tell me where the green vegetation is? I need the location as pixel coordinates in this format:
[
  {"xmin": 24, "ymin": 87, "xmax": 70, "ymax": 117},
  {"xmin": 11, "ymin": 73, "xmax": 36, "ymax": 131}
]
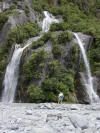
[
  {"xmin": 13, "ymin": 0, "xmax": 19, "ymax": 5},
  {"xmin": 42, "ymin": 60, "xmax": 75, "ymax": 102},
  {"xmin": 13, "ymin": 0, "xmax": 24, "ymax": 5},
  {"xmin": 32, "ymin": 0, "xmax": 50, "ymax": 13},
  {"xmin": 27, "ymin": 85, "xmax": 44, "ymax": 103},
  {"xmin": 23, "ymin": 57, "xmax": 75, "ymax": 102},
  {"xmin": 32, "ymin": 0, "xmax": 100, "ymax": 76},
  {"xmin": 22, "ymin": 30, "xmax": 76, "ymax": 102},
  {"xmin": 0, "ymin": 5, "xmax": 22, "ymax": 31},
  {"xmin": 24, "ymin": 5, "xmax": 30, "ymax": 17},
  {"xmin": 58, "ymin": 31, "xmax": 73, "ymax": 44},
  {"xmin": 7, "ymin": 22, "xmax": 41, "ymax": 44},
  {"xmin": 23, "ymin": 50, "xmax": 46, "ymax": 84},
  {"xmin": 31, "ymin": 32, "xmax": 51, "ymax": 49},
  {"xmin": 0, "ymin": 7, "xmax": 21, "ymax": 17},
  {"xmin": 52, "ymin": 45, "xmax": 62, "ymax": 58},
  {"xmin": 50, "ymin": 22, "xmax": 69, "ymax": 31},
  {"xmin": 0, "ymin": 13, "xmax": 8, "ymax": 31}
]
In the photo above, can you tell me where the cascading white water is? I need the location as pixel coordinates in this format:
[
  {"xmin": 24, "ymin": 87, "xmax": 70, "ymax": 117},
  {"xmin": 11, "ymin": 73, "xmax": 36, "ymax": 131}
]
[
  {"xmin": 42, "ymin": 11, "xmax": 59, "ymax": 32},
  {"xmin": 2, "ymin": 11, "xmax": 59, "ymax": 103},
  {"xmin": 74, "ymin": 33, "xmax": 99, "ymax": 103},
  {"xmin": 2, "ymin": 45, "xmax": 23, "ymax": 103}
]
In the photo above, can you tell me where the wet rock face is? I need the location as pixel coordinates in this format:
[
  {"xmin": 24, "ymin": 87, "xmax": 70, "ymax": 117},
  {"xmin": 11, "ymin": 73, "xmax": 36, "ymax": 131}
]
[
  {"xmin": 0, "ymin": 103, "xmax": 100, "ymax": 133},
  {"xmin": 75, "ymin": 73, "xmax": 90, "ymax": 104},
  {"xmin": 0, "ymin": 22, "xmax": 11, "ymax": 46},
  {"xmin": 0, "ymin": 10, "xmax": 28, "ymax": 45},
  {"xmin": 95, "ymin": 74, "xmax": 100, "ymax": 97},
  {"xmin": 77, "ymin": 32, "xmax": 93, "ymax": 51},
  {"xmin": 0, "ymin": 0, "xmax": 38, "ymax": 45},
  {"xmin": 0, "ymin": 0, "xmax": 13, "ymax": 11},
  {"xmin": 8, "ymin": 11, "xmax": 28, "ymax": 29}
]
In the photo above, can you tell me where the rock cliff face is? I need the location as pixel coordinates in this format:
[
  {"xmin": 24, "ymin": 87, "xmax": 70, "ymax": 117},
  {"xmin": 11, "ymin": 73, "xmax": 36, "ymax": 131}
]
[
  {"xmin": 0, "ymin": 0, "xmax": 100, "ymax": 103},
  {"xmin": 16, "ymin": 32, "xmax": 93, "ymax": 103}
]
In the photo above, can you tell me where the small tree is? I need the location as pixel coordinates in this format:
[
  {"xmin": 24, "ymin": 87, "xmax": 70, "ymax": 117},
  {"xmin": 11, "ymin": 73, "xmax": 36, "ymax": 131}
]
[{"xmin": 27, "ymin": 85, "xmax": 44, "ymax": 103}]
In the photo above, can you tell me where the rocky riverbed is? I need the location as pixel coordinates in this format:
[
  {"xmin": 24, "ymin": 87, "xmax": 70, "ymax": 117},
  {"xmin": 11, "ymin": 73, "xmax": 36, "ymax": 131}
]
[{"xmin": 0, "ymin": 103, "xmax": 100, "ymax": 133}]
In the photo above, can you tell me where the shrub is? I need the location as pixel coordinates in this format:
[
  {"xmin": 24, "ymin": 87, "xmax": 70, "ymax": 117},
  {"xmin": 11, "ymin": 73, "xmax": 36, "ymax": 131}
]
[
  {"xmin": 58, "ymin": 31, "xmax": 73, "ymax": 44},
  {"xmin": 31, "ymin": 32, "xmax": 51, "ymax": 49},
  {"xmin": 32, "ymin": 0, "xmax": 49, "ymax": 13},
  {"xmin": 50, "ymin": 33, "xmax": 58, "ymax": 45},
  {"xmin": 52, "ymin": 45, "xmax": 62, "ymax": 58},
  {"xmin": 9, "ymin": 5, "xmax": 16, "ymax": 10},
  {"xmin": 89, "ymin": 48, "xmax": 100, "ymax": 74},
  {"xmin": 42, "ymin": 77, "xmax": 72, "ymax": 102},
  {"xmin": 43, "ymin": 92, "xmax": 57, "ymax": 102},
  {"xmin": 42, "ymin": 78, "xmax": 59, "ymax": 102},
  {"xmin": 58, "ymin": 0, "xmax": 67, "ymax": 5},
  {"xmin": 48, "ymin": 60, "xmax": 75, "ymax": 92},
  {"xmin": 32, "ymin": 5, "xmax": 42, "ymax": 13},
  {"xmin": 0, "ymin": 14, "xmax": 8, "ymax": 31},
  {"xmin": 50, "ymin": 22, "xmax": 69, "ymax": 31},
  {"xmin": 24, "ymin": 5, "xmax": 30, "ymax": 17},
  {"xmin": 42, "ymin": 78, "xmax": 57, "ymax": 92},
  {"xmin": 13, "ymin": 0, "xmax": 18, "ymax": 5},
  {"xmin": 27, "ymin": 85, "xmax": 44, "ymax": 103},
  {"xmin": 0, "ymin": 59, "xmax": 6, "ymax": 75},
  {"xmin": 7, "ymin": 22, "xmax": 41, "ymax": 44},
  {"xmin": 23, "ymin": 50, "xmax": 46, "ymax": 84}
]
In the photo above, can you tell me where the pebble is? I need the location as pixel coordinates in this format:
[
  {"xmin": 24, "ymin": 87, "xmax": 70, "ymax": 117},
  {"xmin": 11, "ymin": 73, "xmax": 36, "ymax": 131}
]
[
  {"xmin": 26, "ymin": 110, "xmax": 32, "ymax": 115},
  {"xmin": 0, "ymin": 103, "xmax": 100, "ymax": 133}
]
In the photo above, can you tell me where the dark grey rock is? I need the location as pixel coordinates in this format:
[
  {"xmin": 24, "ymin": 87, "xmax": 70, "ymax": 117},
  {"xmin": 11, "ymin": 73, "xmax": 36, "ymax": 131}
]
[
  {"xmin": 70, "ymin": 105, "xmax": 80, "ymax": 110},
  {"xmin": 96, "ymin": 116, "xmax": 100, "ymax": 120},
  {"xmin": 10, "ymin": 125, "xmax": 19, "ymax": 130},
  {"xmin": 0, "ymin": 22, "xmax": 11, "ymax": 46}
]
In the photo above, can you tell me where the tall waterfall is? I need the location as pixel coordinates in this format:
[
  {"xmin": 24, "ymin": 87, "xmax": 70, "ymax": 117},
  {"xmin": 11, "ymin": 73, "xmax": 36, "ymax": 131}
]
[
  {"xmin": 74, "ymin": 33, "xmax": 99, "ymax": 103},
  {"xmin": 2, "ymin": 11, "xmax": 59, "ymax": 103}
]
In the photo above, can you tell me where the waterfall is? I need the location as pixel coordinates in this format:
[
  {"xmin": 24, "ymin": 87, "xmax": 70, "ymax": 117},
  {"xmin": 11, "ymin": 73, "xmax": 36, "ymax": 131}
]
[
  {"xmin": 74, "ymin": 33, "xmax": 99, "ymax": 103},
  {"xmin": 2, "ymin": 11, "xmax": 59, "ymax": 103},
  {"xmin": 2, "ymin": 45, "xmax": 23, "ymax": 103},
  {"xmin": 42, "ymin": 11, "xmax": 59, "ymax": 32}
]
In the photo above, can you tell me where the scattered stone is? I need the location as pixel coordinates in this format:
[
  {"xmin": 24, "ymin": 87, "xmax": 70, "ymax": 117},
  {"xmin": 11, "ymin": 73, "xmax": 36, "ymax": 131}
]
[
  {"xmin": 81, "ymin": 128, "xmax": 95, "ymax": 133},
  {"xmin": 24, "ymin": 127, "xmax": 32, "ymax": 131},
  {"xmin": 96, "ymin": 116, "xmax": 100, "ymax": 120},
  {"xmin": 0, "ymin": 103, "xmax": 100, "ymax": 133},
  {"xmin": 40, "ymin": 103, "xmax": 53, "ymax": 109},
  {"xmin": 46, "ymin": 114, "xmax": 59, "ymax": 122},
  {"xmin": 69, "ymin": 114, "xmax": 88, "ymax": 130},
  {"xmin": 70, "ymin": 105, "xmax": 80, "ymax": 110},
  {"xmin": 8, "ymin": 125, "xmax": 19, "ymax": 130},
  {"xmin": 26, "ymin": 110, "xmax": 32, "ymax": 115},
  {"xmin": 8, "ymin": 131, "xmax": 16, "ymax": 133},
  {"xmin": 33, "ymin": 127, "xmax": 54, "ymax": 133}
]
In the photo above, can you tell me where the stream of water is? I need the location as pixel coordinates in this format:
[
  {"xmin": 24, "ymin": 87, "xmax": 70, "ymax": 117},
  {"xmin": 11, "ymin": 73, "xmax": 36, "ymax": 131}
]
[
  {"xmin": 74, "ymin": 33, "xmax": 99, "ymax": 103},
  {"xmin": 2, "ymin": 11, "xmax": 59, "ymax": 103}
]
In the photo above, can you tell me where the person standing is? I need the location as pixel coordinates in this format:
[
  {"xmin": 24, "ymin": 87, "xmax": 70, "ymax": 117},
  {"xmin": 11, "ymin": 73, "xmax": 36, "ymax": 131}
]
[{"xmin": 58, "ymin": 92, "xmax": 64, "ymax": 104}]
